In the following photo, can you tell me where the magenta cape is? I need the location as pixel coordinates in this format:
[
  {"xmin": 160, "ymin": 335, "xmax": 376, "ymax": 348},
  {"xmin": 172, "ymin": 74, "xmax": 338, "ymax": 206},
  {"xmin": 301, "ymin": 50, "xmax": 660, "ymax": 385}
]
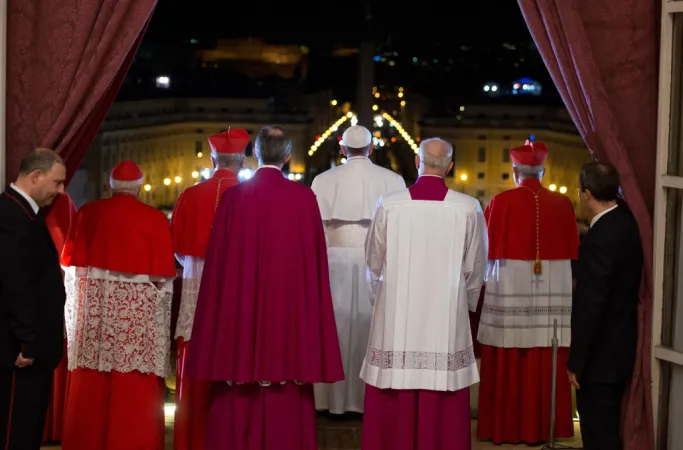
[{"xmin": 187, "ymin": 167, "xmax": 344, "ymax": 383}]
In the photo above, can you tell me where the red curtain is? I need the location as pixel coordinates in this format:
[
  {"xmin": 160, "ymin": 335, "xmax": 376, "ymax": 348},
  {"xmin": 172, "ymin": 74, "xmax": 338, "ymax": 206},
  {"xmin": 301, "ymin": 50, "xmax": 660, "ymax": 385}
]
[
  {"xmin": 5, "ymin": 0, "xmax": 158, "ymax": 186},
  {"xmin": 517, "ymin": 1, "xmax": 659, "ymax": 449}
]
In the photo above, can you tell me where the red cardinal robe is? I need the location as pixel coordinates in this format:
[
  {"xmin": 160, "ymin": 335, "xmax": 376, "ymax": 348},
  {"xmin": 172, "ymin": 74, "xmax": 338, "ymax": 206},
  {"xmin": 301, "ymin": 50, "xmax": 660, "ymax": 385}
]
[
  {"xmin": 170, "ymin": 169, "xmax": 239, "ymax": 450},
  {"xmin": 60, "ymin": 194, "xmax": 176, "ymax": 450},
  {"xmin": 187, "ymin": 167, "xmax": 343, "ymax": 450},
  {"xmin": 40, "ymin": 193, "xmax": 77, "ymax": 443},
  {"xmin": 477, "ymin": 177, "xmax": 579, "ymax": 444}
]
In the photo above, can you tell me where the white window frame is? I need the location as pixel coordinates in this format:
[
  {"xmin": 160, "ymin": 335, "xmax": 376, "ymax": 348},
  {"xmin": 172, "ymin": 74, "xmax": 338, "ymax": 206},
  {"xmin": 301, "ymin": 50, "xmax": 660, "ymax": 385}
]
[{"xmin": 653, "ymin": 1, "xmax": 683, "ymax": 446}]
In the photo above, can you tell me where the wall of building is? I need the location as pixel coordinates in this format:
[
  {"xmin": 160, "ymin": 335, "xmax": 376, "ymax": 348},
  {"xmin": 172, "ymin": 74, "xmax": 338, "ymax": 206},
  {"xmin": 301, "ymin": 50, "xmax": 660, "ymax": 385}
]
[{"xmin": 421, "ymin": 105, "xmax": 591, "ymax": 211}]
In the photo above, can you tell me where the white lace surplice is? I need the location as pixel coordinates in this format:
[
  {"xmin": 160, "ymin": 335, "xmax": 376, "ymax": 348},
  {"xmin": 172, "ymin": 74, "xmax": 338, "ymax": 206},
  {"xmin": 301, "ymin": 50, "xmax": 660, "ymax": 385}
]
[
  {"xmin": 174, "ymin": 255, "xmax": 204, "ymax": 341},
  {"xmin": 361, "ymin": 190, "xmax": 487, "ymax": 392},
  {"xmin": 478, "ymin": 259, "xmax": 573, "ymax": 348},
  {"xmin": 63, "ymin": 266, "xmax": 174, "ymax": 378}
]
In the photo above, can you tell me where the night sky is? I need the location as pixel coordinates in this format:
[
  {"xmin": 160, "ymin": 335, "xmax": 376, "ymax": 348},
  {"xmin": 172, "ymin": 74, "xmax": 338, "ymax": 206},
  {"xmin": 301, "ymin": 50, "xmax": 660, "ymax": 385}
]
[{"xmin": 146, "ymin": 1, "xmax": 533, "ymax": 48}]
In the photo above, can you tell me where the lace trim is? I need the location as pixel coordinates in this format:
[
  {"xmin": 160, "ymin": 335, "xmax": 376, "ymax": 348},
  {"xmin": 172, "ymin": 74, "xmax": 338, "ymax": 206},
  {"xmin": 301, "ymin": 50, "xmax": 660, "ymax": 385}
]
[
  {"xmin": 366, "ymin": 346, "xmax": 475, "ymax": 372},
  {"xmin": 175, "ymin": 276, "xmax": 200, "ymax": 340},
  {"xmin": 482, "ymin": 304, "xmax": 572, "ymax": 316},
  {"xmin": 65, "ymin": 273, "xmax": 172, "ymax": 377},
  {"xmin": 226, "ymin": 381, "xmax": 307, "ymax": 386}
]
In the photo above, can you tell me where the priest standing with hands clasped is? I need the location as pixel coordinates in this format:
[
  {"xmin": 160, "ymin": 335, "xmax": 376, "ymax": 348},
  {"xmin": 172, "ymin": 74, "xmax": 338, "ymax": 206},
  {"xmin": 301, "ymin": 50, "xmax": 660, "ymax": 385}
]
[{"xmin": 187, "ymin": 125, "xmax": 343, "ymax": 450}]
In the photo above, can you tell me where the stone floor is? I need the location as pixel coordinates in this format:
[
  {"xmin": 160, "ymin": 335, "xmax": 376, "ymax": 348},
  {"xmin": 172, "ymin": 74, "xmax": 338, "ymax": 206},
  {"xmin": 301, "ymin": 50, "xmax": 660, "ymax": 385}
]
[{"xmin": 42, "ymin": 413, "xmax": 583, "ymax": 450}]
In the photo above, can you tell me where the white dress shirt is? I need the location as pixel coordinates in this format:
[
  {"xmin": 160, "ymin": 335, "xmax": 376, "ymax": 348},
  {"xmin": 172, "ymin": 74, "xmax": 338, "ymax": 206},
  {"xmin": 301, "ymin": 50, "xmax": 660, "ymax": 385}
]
[
  {"xmin": 10, "ymin": 183, "xmax": 39, "ymax": 214},
  {"xmin": 590, "ymin": 204, "xmax": 618, "ymax": 228}
]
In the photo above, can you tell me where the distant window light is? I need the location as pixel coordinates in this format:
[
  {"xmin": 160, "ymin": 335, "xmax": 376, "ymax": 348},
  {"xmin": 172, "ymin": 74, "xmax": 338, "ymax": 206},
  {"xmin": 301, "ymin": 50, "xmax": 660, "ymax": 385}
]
[
  {"xmin": 502, "ymin": 173, "xmax": 510, "ymax": 180},
  {"xmin": 477, "ymin": 172, "xmax": 485, "ymax": 180},
  {"xmin": 374, "ymin": 55, "xmax": 381, "ymax": 62},
  {"xmin": 478, "ymin": 148, "xmax": 486, "ymax": 162},
  {"xmin": 503, "ymin": 148, "xmax": 511, "ymax": 163},
  {"xmin": 155, "ymin": 76, "xmax": 170, "ymax": 89},
  {"xmin": 529, "ymin": 134, "xmax": 536, "ymax": 141}
]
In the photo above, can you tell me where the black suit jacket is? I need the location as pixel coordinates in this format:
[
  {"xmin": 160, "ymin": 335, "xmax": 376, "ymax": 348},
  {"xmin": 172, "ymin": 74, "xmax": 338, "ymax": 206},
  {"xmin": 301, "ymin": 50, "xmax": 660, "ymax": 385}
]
[
  {"xmin": 0, "ymin": 187, "xmax": 65, "ymax": 371},
  {"xmin": 568, "ymin": 206, "xmax": 642, "ymax": 383}
]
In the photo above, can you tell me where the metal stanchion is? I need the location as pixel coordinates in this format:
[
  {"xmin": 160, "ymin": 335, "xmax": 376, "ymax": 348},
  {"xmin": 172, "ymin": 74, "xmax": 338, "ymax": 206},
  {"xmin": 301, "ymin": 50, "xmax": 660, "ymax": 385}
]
[{"xmin": 543, "ymin": 319, "xmax": 582, "ymax": 450}]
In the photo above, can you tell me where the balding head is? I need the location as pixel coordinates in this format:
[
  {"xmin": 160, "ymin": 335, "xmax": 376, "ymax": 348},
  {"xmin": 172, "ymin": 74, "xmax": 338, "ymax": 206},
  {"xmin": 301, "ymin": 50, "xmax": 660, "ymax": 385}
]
[
  {"xmin": 416, "ymin": 138, "xmax": 454, "ymax": 177},
  {"xmin": 254, "ymin": 125, "xmax": 292, "ymax": 167}
]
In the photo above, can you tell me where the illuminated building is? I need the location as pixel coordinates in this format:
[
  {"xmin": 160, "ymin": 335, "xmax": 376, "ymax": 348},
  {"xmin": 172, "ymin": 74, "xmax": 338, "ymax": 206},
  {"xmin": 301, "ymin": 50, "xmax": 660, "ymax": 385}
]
[
  {"xmin": 72, "ymin": 98, "xmax": 314, "ymax": 210},
  {"xmin": 419, "ymin": 104, "xmax": 591, "ymax": 211}
]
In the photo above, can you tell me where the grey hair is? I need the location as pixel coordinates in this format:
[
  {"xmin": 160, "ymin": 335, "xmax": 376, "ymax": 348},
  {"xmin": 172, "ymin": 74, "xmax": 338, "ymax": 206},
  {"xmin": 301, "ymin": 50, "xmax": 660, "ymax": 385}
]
[
  {"xmin": 513, "ymin": 163, "xmax": 544, "ymax": 178},
  {"xmin": 254, "ymin": 125, "xmax": 292, "ymax": 166},
  {"xmin": 418, "ymin": 138, "xmax": 453, "ymax": 171},
  {"xmin": 19, "ymin": 148, "xmax": 64, "ymax": 175},
  {"xmin": 214, "ymin": 153, "xmax": 244, "ymax": 167},
  {"xmin": 345, "ymin": 144, "xmax": 371, "ymax": 157}
]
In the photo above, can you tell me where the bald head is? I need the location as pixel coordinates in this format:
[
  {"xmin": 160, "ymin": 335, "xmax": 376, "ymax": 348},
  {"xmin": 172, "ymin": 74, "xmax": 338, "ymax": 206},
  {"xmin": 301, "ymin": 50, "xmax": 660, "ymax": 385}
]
[{"xmin": 417, "ymin": 138, "xmax": 454, "ymax": 176}]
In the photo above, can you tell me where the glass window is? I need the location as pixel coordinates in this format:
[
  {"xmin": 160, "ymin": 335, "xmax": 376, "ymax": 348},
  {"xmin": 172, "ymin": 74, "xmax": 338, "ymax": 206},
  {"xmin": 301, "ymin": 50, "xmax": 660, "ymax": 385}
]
[
  {"xmin": 477, "ymin": 172, "xmax": 485, "ymax": 179},
  {"xmin": 667, "ymin": 14, "xmax": 683, "ymax": 176},
  {"xmin": 195, "ymin": 141, "xmax": 203, "ymax": 155},
  {"xmin": 502, "ymin": 173, "xmax": 510, "ymax": 180},
  {"xmin": 478, "ymin": 147, "xmax": 486, "ymax": 162},
  {"xmin": 668, "ymin": 364, "xmax": 683, "ymax": 448},
  {"xmin": 503, "ymin": 148, "xmax": 511, "ymax": 163},
  {"xmin": 476, "ymin": 189, "xmax": 485, "ymax": 199}
]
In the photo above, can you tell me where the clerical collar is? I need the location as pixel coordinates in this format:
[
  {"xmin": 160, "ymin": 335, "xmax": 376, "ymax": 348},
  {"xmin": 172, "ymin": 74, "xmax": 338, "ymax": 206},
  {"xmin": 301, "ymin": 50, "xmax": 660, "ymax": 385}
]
[
  {"xmin": 10, "ymin": 183, "xmax": 40, "ymax": 214},
  {"xmin": 257, "ymin": 165, "xmax": 281, "ymax": 172},
  {"xmin": 591, "ymin": 204, "xmax": 618, "ymax": 228}
]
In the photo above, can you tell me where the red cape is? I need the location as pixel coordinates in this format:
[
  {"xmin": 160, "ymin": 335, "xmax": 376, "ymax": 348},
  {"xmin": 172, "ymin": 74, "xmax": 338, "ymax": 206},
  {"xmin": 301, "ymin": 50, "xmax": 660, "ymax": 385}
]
[
  {"xmin": 187, "ymin": 168, "xmax": 344, "ymax": 383},
  {"xmin": 171, "ymin": 169, "xmax": 239, "ymax": 258},
  {"xmin": 485, "ymin": 178, "xmax": 579, "ymax": 261},
  {"xmin": 61, "ymin": 194, "xmax": 176, "ymax": 277},
  {"xmin": 43, "ymin": 192, "xmax": 77, "ymax": 253}
]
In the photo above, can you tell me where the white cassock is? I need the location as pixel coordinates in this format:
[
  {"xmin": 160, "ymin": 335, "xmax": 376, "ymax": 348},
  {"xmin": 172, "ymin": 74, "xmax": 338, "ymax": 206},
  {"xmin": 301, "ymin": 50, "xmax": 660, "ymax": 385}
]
[
  {"xmin": 361, "ymin": 189, "xmax": 487, "ymax": 391},
  {"xmin": 311, "ymin": 156, "xmax": 406, "ymax": 414}
]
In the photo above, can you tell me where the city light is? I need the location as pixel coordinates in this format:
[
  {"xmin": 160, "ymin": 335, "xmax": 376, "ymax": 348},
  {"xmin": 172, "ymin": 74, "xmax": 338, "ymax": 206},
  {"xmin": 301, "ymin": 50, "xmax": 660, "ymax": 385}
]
[
  {"xmin": 330, "ymin": 99, "xmax": 338, "ymax": 106},
  {"xmin": 191, "ymin": 171, "xmax": 199, "ymax": 179},
  {"xmin": 308, "ymin": 113, "xmax": 353, "ymax": 156},
  {"xmin": 197, "ymin": 152, "xmax": 203, "ymax": 158},
  {"xmin": 295, "ymin": 173, "xmax": 303, "ymax": 181},
  {"xmin": 460, "ymin": 106, "xmax": 465, "ymax": 112},
  {"xmin": 400, "ymin": 101, "xmax": 406, "ymax": 107},
  {"xmin": 460, "ymin": 173, "xmax": 468, "ymax": 181},
  {"xmin": 374, "ymin": 92, "xmax": 380, "ymax": 98},
  {"xmin": 399, "ymin": 87, "xmax": 404, "ymax": 92},
  {"xmin": 398, "ymin": 92, "xmax": 404, "ymax": 98},
  {"xmin": 559, "ymin": 186, "xmax": 568, "ymax": 194},
  {"xmin": 381, "ymin": 112, "xmax": 419, "ymax": 153},
  {"xmin": 163, "ymin": 178, "xmax": 171, "ymax": 186},
  {"xmin": 341, "ymin": 158, "xmax": 347, "ymax": 164},
  {"xmin": 201, "ymin": 169, "xmax": 212, "ymax": 179},
  {"xmin": 156, "ymin": 76, "xmax": 170, "ymax": 89},
  {"xmin": 174, "ymin": 176, "xmax": 182, "ymax": 183},
  {"xmin": 372, "ymin": 105, "xmax": 379, "ymax": 111},
  {"xmin": 144, "ymin": 184, "xmax": 151, "ymax": 192},
  {"xmin": 549, "ymin": 184, "xmax": 557, "ymax": 191},
  {"xmin": 239, "ymin": 169, "xmax": 253, "ymax": 180}
]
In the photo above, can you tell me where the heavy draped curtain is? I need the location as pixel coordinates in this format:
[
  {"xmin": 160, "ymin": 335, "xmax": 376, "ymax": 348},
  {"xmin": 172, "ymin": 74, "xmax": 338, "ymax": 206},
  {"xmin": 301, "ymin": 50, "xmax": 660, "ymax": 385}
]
[
  {"xmin": 518, "ymin": 1, "xmax": 659, "ymax": 449},
  {"xmin": 5, "ymin": 0, "xmax": 158, "ymax": 186}
]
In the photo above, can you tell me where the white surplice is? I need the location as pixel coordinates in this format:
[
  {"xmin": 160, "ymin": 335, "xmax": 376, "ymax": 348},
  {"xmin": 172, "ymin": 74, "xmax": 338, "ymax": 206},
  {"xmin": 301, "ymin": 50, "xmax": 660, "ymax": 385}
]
[
  {"xmin": 478, "ymin": 259, "xmax": 573, "ymax": 348},
  {"xmin": 174, "ymin": 254, "xmax": 204, "ymax": 341},
  {"xmin": 311, "ymin": 156, "xmax": 406, "ymax": 413},
  {"xmin": 361, "ymin": 189, "xmax": 487, "ymax": 392},
  {"xmin": 63, "ymin": 266, "xmax": 175, "ymax": 378}
]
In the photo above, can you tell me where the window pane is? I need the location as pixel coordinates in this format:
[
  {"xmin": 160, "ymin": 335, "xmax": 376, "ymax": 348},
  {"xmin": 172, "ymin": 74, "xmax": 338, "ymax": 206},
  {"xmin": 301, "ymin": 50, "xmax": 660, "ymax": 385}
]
[
  {"xmin": 662, "ymin": 188, "xmax": 683, "ymax": 352},
  {"xmin": 478, "ymin": 147, "xmax": 486, "ymax": 162},
  {"xmin": 667, "ymin": 14, "xmax": 683, "ymax": 176},
  {"xmin": 502, "ymin": 148, "xmax": 511, "ymax": 163},
  {"xmin": 668, "ymin": 363, "xmax": 683, "ymax": 449}
]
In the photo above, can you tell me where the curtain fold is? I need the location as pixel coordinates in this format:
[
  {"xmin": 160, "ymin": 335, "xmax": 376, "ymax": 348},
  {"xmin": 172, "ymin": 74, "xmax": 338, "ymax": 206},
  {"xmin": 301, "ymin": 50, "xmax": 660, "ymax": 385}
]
[
  {"xmin": 517, "ymin": 1, "xmax": 659, "ymax": 449},
  {"xmin": 5, "ymin": 0, "xmax": 158, "ymax": 185}
]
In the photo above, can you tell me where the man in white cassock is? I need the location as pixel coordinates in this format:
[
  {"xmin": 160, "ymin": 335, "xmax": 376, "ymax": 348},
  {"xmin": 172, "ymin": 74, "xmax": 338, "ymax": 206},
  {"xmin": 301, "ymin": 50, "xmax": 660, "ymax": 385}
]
[
  {"xmin": 311, "ymin": 125, "xmax": 406, "ymax": 414},
  {"xmin": 361, "ymin": 138, "xmax": 487, "ymax": 450}
]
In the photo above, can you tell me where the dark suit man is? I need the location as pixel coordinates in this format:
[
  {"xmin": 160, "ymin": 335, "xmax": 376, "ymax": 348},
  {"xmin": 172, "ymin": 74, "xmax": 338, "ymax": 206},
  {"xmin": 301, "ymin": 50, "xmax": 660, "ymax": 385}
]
[
  {"xmin": 568, "ymin": 162, "xmax": 642, "ymax": 450},
  {"xmin": 0, "ymin": 148, "xmax": 67, "ymax": 450}
]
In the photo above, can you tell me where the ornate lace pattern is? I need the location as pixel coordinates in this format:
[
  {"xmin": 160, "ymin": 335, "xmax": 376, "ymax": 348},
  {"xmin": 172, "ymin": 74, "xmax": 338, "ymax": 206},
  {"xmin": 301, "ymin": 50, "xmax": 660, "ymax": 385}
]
[
  {"xmin": 366, "ymin": 346, "xmax": 475, "ymax": 372},
  {"xmin": 175, "ymin": 256, "xmax": 204, "ymax": 340},
  {"xmin": 64, "ymin": 268, "xmax": 173, "ymax": 377}
]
